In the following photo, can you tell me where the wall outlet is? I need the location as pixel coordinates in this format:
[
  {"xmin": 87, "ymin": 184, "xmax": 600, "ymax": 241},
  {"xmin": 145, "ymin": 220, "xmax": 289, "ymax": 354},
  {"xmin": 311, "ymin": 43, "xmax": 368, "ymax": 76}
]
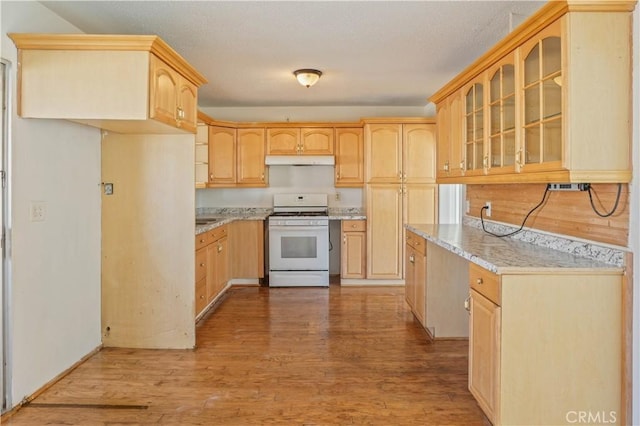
[
  {"xmin": 30, "ymin": 201, "xmax": 47, "ymax": 222},
  {"xmin": 484, "ymin": 201, "xmax": 492, "ymax": 217},
  {"xmin": 335, "ymin": 192, "xmax": 341, "ymax": 201},
  {"xmin": 465, "ymin": 199, "xmax": 470, "ymax": 214}
]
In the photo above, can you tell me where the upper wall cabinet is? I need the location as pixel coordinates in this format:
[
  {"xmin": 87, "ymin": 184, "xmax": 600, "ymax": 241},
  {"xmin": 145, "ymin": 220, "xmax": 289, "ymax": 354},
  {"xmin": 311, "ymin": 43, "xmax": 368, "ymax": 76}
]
[
  {"xmin": 9, "ymin": 34, "xmax": 207, "ymax": 134},
  {"xmin": 267, "ymin": 127, "xmax": 334, "ymax": 155},
  {"xmin": 431, "ymin": 1, "xmax": 635, "ymax": 184}
]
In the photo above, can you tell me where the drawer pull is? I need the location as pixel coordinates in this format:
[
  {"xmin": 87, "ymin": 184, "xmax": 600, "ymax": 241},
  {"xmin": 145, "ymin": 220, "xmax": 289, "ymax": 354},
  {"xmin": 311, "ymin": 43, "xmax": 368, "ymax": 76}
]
[{"xmin": 476, "ymin": 278, "xmax": 483, "ymax": 285}]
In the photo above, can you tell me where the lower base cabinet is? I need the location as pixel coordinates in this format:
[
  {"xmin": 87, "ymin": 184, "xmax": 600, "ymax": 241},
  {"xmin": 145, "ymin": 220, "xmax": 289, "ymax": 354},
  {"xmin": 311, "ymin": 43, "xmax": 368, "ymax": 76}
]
[
  {"xmin": 194, "ymin": 225, "xmax": 229, "ymax": 318},
  {"xmin": 405, "ymin": 231, "xmax": 426, "ymax": 324},
  {"xmin": 341, "ymin": 220, "xmax": 366, "ymax": 279},
  {"xmin": 468, "ymin": 263, "xmax": 622, "ymax": 425}
]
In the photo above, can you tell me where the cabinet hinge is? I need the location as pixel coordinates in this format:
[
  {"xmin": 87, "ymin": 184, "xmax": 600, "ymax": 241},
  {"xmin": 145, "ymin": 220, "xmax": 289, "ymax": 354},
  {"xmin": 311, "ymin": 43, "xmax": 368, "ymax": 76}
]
[{"xmin": 0, "ymin": 170, "xmax": 5, "ymax": 188}]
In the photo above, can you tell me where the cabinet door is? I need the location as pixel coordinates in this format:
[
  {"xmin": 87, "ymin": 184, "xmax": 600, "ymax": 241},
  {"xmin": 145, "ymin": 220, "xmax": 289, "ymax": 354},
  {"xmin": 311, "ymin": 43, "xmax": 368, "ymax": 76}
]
[
  {"xmin": 267, "ymin": 128, "xmax": 300, "ymax": 155},
  {"xmin": 520, "ymin": 20, "xmax": 562, "ymax": 174},
  {"xmin": 449, "ymin": 91, "xmax": 464, "ymax": 177},
  {"xmin": 365, "ymin": 124, "xmax": 402, "ymax": 183},
  {"xmin": 366, "ymin": 184, "xmax": 403, "ymax": 279},
  {"xmin": 229, "ymin": 220, "xmax": 265, "ymax": 279},
  {"xmin": 214, "ymin": 237, "xmax": 229, "ymax": 295},
  {"xmin": 149, "ymin": 55, "xmax": 178, "ymax": 128},
  {"xmin": 300, "ymin": 128, "xmax": 334, "ymax": 155},
  {"xmin": 335, "ymin": 128, "xmax": 364, "ymax": 187},
  {"xmin": 469, "ymin": 289, "xmax": 501, "ymax": 424},
  {"xmin": 405, "ymin": 244, "xmax": 416, "ymax": 310},
  {"xmin": 177, "ymin": 76, "xmax": 197, "ymax": 133},
  {"xmin": 487, "ymin": 54, "xmax": 517, "ymax": 176},
  {"xmin": 237, "ymin": 128, "xmax": 266, "ymax": 186},
  {"xmin": 436, "ymin": 101, "xmax": 450, "ymax": 178},
  {"xmin": 404, "ymin": 184, "xmax": 438, "ymax": 226},
  {"xmin": 414, "ymin": 250, "xmax": 426, "ymax": 325},
  {"xmin": 463, "ymin": 79, "xmax": 487, "ymax": 176},
  {"xmin": 403, "ymin": 124, "xmax": 436, "ymax": 183},
  {"xmin": 342, "ymin": 231, "xmax": 366, "ymax": 279},
  {"xmin": 208, "ymin": 126, "xmax": 237, "ymax": 186}
]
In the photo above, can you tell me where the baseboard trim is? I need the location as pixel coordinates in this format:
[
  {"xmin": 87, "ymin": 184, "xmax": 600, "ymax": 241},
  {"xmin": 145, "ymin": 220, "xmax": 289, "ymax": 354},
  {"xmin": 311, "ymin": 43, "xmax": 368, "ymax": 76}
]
[
  {"xmin": 340, "ymin": 278, "xmax": 405, "ymax": 286},
  {"xmin": 1, "ymin": 344, "xmax": 103, "ymax": 420}
]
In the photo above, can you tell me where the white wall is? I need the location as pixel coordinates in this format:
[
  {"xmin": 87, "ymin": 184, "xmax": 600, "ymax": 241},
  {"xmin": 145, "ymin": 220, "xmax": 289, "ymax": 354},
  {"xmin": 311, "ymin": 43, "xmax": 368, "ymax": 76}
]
[{"xmin": 2, "ymin": 1, "xmax": 101, "ymax": 408}]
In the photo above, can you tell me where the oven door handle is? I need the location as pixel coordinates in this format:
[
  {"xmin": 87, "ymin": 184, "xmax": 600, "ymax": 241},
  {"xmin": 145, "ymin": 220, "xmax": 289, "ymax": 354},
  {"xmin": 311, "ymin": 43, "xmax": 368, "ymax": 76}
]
[{"xmin": 269, "ymin": 225, "xmax": 328, "ymax": 232}]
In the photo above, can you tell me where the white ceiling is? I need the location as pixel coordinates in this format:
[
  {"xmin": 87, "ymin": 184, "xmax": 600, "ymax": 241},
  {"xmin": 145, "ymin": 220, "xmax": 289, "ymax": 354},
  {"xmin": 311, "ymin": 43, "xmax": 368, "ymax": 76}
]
[{"xmin": 40, "ymin": 0, "xmax": 545, "ymax": 109}]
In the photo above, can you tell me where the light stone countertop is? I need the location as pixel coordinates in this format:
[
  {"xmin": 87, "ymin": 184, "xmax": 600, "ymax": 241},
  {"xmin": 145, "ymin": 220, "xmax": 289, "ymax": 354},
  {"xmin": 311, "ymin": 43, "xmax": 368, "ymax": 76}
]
[
  {"xmin": 328, "ymin": 207, "xmax": 366, "ymax": 220},
  {"xmin": 406, "ymin": 223, "xmax": 625, "ymax": 275},
  {"xmin": 196, "ymin": 208, "xmax": 272, "ymax": 235}
]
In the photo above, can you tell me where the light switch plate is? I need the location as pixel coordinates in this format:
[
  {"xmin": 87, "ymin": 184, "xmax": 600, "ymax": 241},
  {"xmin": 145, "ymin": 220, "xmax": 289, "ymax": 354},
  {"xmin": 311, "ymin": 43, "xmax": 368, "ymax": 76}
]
[{"xmin": 30, "ymin": 202, "xmax": 46, "ymax": 222}]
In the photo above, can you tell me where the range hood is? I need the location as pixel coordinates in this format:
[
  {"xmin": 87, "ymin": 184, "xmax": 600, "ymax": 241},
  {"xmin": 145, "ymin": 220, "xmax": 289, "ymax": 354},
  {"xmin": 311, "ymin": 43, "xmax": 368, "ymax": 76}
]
[{"xmin": 265, "ymin": 155, "xmax": 335, "ymax": 166}]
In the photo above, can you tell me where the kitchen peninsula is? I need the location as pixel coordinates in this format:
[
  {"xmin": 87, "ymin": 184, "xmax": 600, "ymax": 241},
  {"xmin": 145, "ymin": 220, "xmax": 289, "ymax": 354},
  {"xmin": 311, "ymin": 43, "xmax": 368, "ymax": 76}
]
[{"xmin": 406, "ymin": 220, "xmax": 624, "ymax": 425}]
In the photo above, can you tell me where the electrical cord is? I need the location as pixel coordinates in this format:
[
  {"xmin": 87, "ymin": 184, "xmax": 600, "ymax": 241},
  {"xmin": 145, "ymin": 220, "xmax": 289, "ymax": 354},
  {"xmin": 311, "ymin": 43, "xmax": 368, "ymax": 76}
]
[
  {"xmin": 588, "ymin": 183, "xmax": 622, "ymax": 218},
  {"xmin": 480, "ymin": 185, "xmax": 550, "ymax": 238}
]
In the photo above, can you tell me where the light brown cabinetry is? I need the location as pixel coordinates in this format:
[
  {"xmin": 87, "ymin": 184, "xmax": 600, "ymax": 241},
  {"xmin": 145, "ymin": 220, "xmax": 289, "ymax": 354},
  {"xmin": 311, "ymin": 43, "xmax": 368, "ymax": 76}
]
[
  {"xmin": 236, "ymin": 129, "xmax": 267, "ymax": 186},
  {"xmin": 9, "ymin": 34, "xmax": 207, "ymax": 134},
  {"xmin": 335, "ymin": 128, "xmax": 364, "ymax": 187},
  {"xmin": 341, "ymin": 220, "xmax": 366, "ymax": 279},
  {"xmin": 267, "ymin": 127, "xmax": 334, "ymax": 155},
  {"xmin": 149, "ymin": 54, "xmax": 198, "ymax": 132},
  {"xmin": 405, "ymin": 231, "xmax": 426, "ymax": 324},
  {"xmin": 229, "ymin": 220, "xmax": 265, "ymax": 280},
  {"xmin": 364, "ymin": 120, "xmax": 437, "ymax": 280},
  {"xmin": 431, "ymin": 1, "xmax": 634, "ymax": 183},
  {"xmin": 200, "ymin": 117, "xmax": 267, "ymax": 188},
  {"xmin": 194, "ymin": 225, "xmax": 229, "ymax": 318},
  {"xmin": 467, "ymin": 262, "xmax": 622, "ymax": 425},
  {"xmin": 208, "ymin": 126, "xmax": 237, "ymax": 185}
]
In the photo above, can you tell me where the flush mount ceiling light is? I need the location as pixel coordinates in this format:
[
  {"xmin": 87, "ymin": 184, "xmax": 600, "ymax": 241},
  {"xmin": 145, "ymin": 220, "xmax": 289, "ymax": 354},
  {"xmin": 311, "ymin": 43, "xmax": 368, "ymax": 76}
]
[{"xmin": 293, "ymin": 69, "xmax": 322, "ymax": 88}]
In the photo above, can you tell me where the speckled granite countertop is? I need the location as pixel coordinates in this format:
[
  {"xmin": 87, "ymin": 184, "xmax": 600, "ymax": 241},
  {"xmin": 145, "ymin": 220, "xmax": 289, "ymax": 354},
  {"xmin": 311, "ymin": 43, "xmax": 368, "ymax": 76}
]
[
  {"xmin": 328, "ymin": 207, "xmax": 366, "ymax": 220},
  {"xmin": 406, "ymin": 222, "xmax": 625, "ymax": 275},
  {"xmin": 196, "ymin": 208, "xmax": 272, "ymax": 235}
]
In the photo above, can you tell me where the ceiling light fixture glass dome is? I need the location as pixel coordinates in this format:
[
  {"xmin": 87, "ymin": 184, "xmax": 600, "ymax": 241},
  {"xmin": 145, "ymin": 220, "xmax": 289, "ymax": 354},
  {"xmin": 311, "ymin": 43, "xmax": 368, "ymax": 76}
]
[{"xmin": 293, "ymin": 69, "xmax": 322, "ymax": 88}]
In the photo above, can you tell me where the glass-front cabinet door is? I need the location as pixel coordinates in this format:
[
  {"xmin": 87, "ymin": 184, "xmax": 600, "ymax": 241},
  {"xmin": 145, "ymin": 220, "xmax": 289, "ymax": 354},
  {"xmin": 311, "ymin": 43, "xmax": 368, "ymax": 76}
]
[
  {"xmin": 464, "ymin": 81, "xmax": 485, "ymax": 176},
  {"xmin": 487, "ymin": 54, "xmax": 516, "ymax": 175},
  {"xmin": 520, "ymin": 21, "xmax": 562, "ymax": 173}
]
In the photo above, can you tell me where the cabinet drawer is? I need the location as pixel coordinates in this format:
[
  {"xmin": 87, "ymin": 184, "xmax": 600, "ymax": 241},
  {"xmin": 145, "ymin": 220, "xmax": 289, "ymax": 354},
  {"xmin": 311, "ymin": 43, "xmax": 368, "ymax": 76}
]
[
  {"xmin": 195, "ymin": 247, "xmax": 207, "ymax": 282},
  {"xmin": 210, "ymin": 225, "xmax": 228, "ymax": 242},
  {"xmin": 195, "ymin": 232, "xmax": 210, "ymax": 251},
  {"xmin": 195, "ymin": 277, "xmax": 207, "ymax": 315},
  {"xmin": 342, "ymin": 220, "xmax": 366, "ymax": 232},
  {"xmin": 406, "ymin": 231, "xmax": 426, "ymax": 255},
  {"xmin": 469, "ymin": 263, "xmax": 501, "ymax": 305}
]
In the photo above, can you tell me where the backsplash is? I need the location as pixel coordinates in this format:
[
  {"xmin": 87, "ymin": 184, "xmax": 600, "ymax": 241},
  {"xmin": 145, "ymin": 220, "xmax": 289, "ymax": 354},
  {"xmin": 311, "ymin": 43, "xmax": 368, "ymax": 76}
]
[{"xmin": 196, "ymin": 165, "xmax": 363, "ymax": 208}]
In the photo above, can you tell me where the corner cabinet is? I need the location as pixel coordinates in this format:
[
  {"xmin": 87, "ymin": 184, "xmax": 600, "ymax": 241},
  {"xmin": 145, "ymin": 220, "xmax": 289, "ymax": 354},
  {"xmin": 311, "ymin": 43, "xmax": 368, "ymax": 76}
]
[
  {"xmin": 431, "ymin": 1, "xmax": 635, "ymax": 183},
  {"xmin": 467, "ymin": 263, "xmax": 622, "ymax": 425},
  {"xmin": 9, "ymin": 34, "xmax": 207, "ymax": 134}
]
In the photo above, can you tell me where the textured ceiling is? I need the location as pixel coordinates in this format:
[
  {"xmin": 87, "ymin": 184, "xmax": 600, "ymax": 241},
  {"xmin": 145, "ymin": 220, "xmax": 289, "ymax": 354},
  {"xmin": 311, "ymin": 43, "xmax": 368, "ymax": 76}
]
[{"xmin": 39, "ymin": 0, "xmax": 545, "ymax": 108}]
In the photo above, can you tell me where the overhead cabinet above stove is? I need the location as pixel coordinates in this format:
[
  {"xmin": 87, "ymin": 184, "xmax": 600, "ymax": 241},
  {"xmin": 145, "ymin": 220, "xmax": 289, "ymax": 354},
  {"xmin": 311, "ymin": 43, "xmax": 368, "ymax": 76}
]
[{"xmin": 9, "ymin": 33, "xmax": 207, "ymax": 134}]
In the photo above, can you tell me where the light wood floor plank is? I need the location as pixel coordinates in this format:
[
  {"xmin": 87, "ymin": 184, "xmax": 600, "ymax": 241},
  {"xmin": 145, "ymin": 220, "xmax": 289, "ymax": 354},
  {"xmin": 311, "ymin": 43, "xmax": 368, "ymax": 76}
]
[{"xmin": 4, "ymin": 285, "xmax": 487, "ymax": 425}]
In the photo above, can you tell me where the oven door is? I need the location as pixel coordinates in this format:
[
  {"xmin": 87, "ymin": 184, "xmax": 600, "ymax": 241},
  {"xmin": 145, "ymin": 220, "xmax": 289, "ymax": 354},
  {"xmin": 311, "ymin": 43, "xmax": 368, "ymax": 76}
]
[{"xmin": 268, "ymin": 224, "xmax": 329, "ymax": 272}]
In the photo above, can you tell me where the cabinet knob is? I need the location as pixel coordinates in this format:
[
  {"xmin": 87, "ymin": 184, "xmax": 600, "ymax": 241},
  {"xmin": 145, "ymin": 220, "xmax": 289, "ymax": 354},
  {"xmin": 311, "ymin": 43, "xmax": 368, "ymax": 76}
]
[
  {"xmin": 218, "ymin": 245, "xmax": 223, "ymax": 252},
  {"xmin": 351, "ymin": 224, "xmax": 357, "ymax": 228},
  {"xmin": 409, "ymin": 254, "xmax": 415, "ymax": 263},
  {"xmin": 199, "ymin": 263, "xmax": 205, "ymax": 267},
  {"xmin": 343, "ymin": 236, "xmax": 346, "ymax": 244},
  {"xmin": 199, "ymin": 239, "xmax": 205, "ymax": 243},
  {"xmin": 261, "ymin": 173, "xmax": 265, "ymax": 181},
  {"xmin": 476, "ymin": 278, "xmax": 483, "ymax": 285},
  {"xmin": 444, "ymin": 161, "xmax": 450, "ymax": 172},
  {"xmin": 336, "ymin": 172, "xmax": 340, "ymax": 179},
  {"xmin": 200, "ymin": 295, "xmax": 205, "ymax": 299}
]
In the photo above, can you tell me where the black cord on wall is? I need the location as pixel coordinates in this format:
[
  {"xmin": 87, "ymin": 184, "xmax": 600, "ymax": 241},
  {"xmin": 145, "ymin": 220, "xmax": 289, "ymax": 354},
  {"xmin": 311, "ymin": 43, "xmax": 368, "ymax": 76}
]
[
  {"xmin": 587, "ymin": 183, "xmax": 622, "ymax": 218},
  {"xmin": 480, "ymin": 185, "xmax": 550, "ymax": 238}
]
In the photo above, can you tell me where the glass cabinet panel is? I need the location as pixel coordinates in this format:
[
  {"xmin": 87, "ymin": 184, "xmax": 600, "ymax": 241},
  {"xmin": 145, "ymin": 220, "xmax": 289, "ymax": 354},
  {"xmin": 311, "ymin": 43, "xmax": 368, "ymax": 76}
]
[
  {"xmin": 464, "ymin": 83, "xmax": 484, "ymax": 173},
  {"xmin": 487, "ymin": 63, "xmax": 516, "ymax": 171},
  {"xmin": 523, "ymin": 35, "xmax": 562, "ymax": 167}
]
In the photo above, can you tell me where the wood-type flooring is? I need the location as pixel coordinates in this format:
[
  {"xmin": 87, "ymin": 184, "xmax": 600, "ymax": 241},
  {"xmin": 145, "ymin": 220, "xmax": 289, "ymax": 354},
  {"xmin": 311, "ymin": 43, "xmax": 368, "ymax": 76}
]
[{"xmin": 3, "ymin": 285, "xmax": 488, "ymax": 425}]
